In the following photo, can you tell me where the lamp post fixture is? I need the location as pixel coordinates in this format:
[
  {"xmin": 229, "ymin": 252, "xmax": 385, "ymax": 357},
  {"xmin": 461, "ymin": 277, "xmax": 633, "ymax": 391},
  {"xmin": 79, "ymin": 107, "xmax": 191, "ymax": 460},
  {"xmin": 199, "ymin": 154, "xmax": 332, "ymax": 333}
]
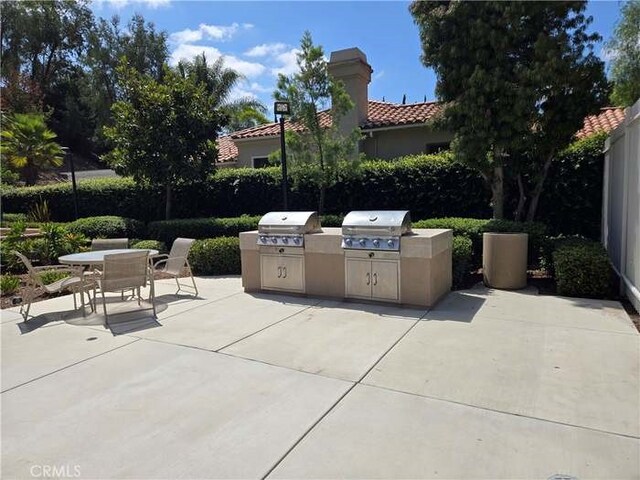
[
  {"xmin": 62, "ymin": 147, "xmax": 79, "ymax": 220},
  {"xmin": 274, "ymin": 101, "xmax": 290, "ymax": 210}
]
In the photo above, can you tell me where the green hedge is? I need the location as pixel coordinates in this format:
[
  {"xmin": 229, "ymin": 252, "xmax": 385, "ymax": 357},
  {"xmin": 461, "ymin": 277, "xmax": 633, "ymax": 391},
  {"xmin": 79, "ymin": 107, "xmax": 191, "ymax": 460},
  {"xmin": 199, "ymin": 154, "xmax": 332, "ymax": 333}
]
[
  {"xmin": 131, "ymin": 239, "xmax": 167, "ymax": 253},
  {"xmin": 0, "ymin": 154, "xmax": 490, "ymax": 222},
  {"xmin": 147, "ymin": 214, "xmax": 346, "ymax": 246},
  {"xmin": 147, "ymin": 216, "xmax": 261, "ymax": 246},
  {"xmin": 452, "ymin": 235, "xmax": 473, "ymax": 289},
  {"xmin": 188, "ymin": 237, "xmax": 241, "ymax": 275},
  {"xmin": 552, "ymin": 239, "xmax": 614, "ymax": 298},
  {"xmin": 413, "ymin": 217, "xmax": 546, "ymax": 268},
  {"xmin": 0, "ymin": 134, "xmax": 604, "ymax": 237},
  {"xmin": 66, "ymin": 216, "xmax": 145, "ymax": 239}
]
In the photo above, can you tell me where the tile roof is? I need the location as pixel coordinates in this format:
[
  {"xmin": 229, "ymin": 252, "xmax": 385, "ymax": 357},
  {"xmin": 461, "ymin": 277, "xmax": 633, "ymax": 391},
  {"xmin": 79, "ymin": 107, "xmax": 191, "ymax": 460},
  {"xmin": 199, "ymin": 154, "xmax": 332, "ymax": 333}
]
[
  {"xmin": 575, "ymin": 107, "xmax": 625, "ymax": 139},
  {"xmin": 217, "ymin": 135, "xmax": 238, "ymax": 163},
  {"xmin": 227, "ymin": 101, "xmax": 624, "ymax": 145}
]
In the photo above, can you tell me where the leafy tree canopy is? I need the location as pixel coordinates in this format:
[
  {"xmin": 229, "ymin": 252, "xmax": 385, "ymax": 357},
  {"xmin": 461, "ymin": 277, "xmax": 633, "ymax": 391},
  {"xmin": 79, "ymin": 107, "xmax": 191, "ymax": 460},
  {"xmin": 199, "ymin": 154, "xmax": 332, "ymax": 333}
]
[
  {"xmin": 606, "ymin": 0, "xmax": 640, "ymax": 106},
  {"xmin": 103, "ymin": 63, "xmax": 226, "ymax": 219},
  {"xmin": 411, "ymin": 0, "xmax": 608, "ymax": 220},
  {"xmin": 274, "ymin": 31, "xmax": 361, "ymax": 213}
]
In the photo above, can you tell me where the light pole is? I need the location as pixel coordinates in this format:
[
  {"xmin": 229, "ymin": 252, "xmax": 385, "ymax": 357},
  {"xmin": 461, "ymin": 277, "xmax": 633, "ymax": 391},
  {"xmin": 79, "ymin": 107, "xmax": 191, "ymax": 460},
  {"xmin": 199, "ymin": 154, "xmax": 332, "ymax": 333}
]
[
  {"xmin": 62, "ymin": 147, "xmax": 79, "ymax": 220},
  {"xmin": 274, "ymin": 101, "xmax": 290, "ymax": 210}
]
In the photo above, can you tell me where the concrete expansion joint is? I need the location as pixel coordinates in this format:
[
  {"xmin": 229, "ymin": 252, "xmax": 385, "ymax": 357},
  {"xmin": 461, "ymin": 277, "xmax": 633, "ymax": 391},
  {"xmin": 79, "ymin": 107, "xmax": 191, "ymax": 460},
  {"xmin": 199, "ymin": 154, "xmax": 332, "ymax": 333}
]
[
  {"xmin": 360, "ymin": 382, "xmax": 640, "ymax": 441},
  {"xmin": 261, "ymin": 313, "xmax": 427, "ymax": 479},
  {"xmin": 0, "ymin": 338, "xmax": 142, "ymax": 394}
]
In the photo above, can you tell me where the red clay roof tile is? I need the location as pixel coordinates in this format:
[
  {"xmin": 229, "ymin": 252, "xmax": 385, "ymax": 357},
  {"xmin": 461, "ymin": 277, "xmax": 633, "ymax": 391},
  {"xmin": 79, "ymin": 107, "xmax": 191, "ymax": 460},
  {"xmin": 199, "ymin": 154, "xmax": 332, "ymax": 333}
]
[
  {"xmin": 575, "ymin": 107, "xmax": 625, "ymax": 139},
  {"xmin": 217, "ymin": 135, "xmax": 238, "ymax": 163}
]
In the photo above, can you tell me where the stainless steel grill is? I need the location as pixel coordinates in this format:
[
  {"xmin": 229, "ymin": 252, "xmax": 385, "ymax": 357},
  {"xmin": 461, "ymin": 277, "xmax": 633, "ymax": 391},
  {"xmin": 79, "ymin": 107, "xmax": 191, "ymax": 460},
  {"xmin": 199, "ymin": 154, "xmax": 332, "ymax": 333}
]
[
  {"xmin": 257, "ymin": 211, "xmax": 322, "ymax": 247},
  {"xmin": 341, "ymin": 210, "xmax": 412, "ymax": 251}
]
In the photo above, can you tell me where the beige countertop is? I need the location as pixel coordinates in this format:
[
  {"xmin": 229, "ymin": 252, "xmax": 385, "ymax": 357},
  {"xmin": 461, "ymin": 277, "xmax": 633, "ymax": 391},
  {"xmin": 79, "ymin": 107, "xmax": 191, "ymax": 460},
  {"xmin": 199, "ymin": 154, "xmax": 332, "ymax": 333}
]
[{"xmin": 240, "ymin": 228, "xmax": 452, "ymax": 258}]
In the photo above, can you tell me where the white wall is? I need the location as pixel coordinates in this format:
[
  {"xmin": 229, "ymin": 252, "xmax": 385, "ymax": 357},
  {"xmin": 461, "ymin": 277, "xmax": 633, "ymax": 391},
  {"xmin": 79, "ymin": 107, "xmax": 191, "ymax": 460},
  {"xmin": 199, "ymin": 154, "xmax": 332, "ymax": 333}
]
[{"xmin": 602, "ymin": 99, "xmax": 640, "ymax": 311}]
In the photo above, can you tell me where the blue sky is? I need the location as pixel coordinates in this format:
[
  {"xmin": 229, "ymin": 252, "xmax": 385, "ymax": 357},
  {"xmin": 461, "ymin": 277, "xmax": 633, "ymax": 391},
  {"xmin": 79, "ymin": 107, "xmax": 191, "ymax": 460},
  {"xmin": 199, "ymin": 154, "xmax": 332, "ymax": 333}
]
[{"xmin": 91, "ymin": 1, "xmax": 624, "ymax": 115}]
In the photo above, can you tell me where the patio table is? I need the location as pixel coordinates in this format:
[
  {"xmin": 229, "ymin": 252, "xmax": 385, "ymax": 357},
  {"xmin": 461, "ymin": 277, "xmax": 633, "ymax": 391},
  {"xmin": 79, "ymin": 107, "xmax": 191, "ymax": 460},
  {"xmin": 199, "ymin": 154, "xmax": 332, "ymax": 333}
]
[{"xmin": 58, "ymin": 249, "xmax": 159, "ymax": 266}]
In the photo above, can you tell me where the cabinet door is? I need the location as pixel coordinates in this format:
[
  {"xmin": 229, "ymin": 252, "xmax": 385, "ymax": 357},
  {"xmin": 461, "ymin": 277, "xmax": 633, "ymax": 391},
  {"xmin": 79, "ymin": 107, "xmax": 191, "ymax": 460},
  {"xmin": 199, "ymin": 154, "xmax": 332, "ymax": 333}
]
[
  {"xmin": 260, "ymin": 254, "xmax": 304, "ymax": 292},
  {"xmin": 345, "ymin": 258, "xmax": 372, "ymax": 299},
  {"xmin": 278, "ymin": 255, "xmax": 305, "ymax": 292},
  {"xmin": 371, "ymin": 260, "xmax": 399, "ymax": 301}
]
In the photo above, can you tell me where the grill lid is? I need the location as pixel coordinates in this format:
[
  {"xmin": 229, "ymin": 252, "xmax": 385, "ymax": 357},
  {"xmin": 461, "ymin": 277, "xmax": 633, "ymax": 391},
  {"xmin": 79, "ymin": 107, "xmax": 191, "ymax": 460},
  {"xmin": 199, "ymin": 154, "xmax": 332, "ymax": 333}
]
[
  {"xmin": 342, "ymin": 210, "xmax": 412, "ymax": 237},
  {"xmin": 258, "ymin": 211, "xmax": 322, "ymax": 235}
]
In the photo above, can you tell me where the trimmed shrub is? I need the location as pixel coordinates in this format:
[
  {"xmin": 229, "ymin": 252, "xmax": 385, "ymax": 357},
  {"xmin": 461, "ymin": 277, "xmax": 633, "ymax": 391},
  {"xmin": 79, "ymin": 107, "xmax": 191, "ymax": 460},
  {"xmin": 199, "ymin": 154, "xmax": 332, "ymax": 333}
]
[
  {"xmin": 320, "ymin": 214, "xmax": 344, "ymax": 228},
  {"xmin": 188, "ymin": 237, "xmax": 241, "ymax": 275},
  {"xmin": 413, "ymin": 217, "xmax": 546, "ymax": 269},
  {"xmin": 1, "ymin": 213, "xmax": 27, "ymax": 224},
  {"xmin": 147, "ymin": 216, "xmax": 261, "ymax": 246},
  {"xmin": 131, "ymin": 240, "xmax": 167, "ymax": 253},
  {"xmin": 552, "ymin": 239, "xmax": 614, "ymax": 298},
  {"xmin": 0, "ymin": 274, "xmax": 20, "ymax": 295},
  {"xmin": 66, "ymin": 216, "xmax": 145, "ymax": 239},
  {"xmin": 452, "ymin": 235, "xmax": 473, "ymax": 289}
]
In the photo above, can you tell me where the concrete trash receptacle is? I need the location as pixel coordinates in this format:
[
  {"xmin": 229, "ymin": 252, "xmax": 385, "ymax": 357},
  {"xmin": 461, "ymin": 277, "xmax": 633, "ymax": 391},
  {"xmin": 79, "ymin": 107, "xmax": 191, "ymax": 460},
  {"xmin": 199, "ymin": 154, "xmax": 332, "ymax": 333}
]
[{"xmin": 482, "ymin": 232, "xmax": 528, "ymax": 290}]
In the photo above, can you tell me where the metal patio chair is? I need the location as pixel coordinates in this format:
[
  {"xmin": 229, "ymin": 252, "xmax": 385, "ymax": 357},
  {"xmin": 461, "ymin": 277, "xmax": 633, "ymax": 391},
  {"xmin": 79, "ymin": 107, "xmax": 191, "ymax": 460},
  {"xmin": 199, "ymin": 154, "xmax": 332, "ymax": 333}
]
[
  {"xmin": 12, "ymin": 251, "xmax": 93, "ymax": 321},
  {"xmin": 91, "ymin": 238, "xmax": 129, "ymax": 251},
  {"xmin": 153, "ymin": 238, "xmax": 198, "ymax": 296},
  {"xmin": 93, "ymin": 250, "xmax": 156, "ymax": 323}
]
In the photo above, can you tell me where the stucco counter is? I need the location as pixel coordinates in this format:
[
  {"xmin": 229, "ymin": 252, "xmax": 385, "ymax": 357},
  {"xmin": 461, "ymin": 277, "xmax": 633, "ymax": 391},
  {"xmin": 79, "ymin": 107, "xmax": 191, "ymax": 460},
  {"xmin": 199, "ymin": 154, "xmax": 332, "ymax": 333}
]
[{"xmin": 239, "ymin": 228, "xmax": 452, "ymax": 307}]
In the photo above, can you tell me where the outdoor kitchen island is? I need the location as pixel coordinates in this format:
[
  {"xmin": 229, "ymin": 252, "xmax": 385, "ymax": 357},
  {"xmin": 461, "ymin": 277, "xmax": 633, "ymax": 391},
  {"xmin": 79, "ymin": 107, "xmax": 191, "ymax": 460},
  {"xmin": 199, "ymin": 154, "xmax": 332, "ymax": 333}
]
[{"xmin": 240, "ymin": 211, "xmax": 452, "ymax": 307}]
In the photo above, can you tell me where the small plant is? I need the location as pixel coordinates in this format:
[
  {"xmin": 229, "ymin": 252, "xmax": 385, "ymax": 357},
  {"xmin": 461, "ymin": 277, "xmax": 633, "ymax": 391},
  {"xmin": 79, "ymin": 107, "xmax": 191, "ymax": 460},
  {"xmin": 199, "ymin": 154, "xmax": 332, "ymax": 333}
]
[
  {"xmin": 0, "ymin": 274, "xmax": 21, "ymax": 296},
  {"xmin": 452, "ymin": 235, "xmax": 473, "ymax": 289},
  {"xmin": 0, "ymin": 220, "xmax": 27, "ymax": 271},
  {"xmin": 553, "ymin": 240, "xmax": 614, "ymax": 298},
  {"xmin": 38, "ymin": 269, "xmax": 70, "ymax": 286},
  {"xmin": 27, "ymin": 199, "xmax": 51, "ymax": 223}
]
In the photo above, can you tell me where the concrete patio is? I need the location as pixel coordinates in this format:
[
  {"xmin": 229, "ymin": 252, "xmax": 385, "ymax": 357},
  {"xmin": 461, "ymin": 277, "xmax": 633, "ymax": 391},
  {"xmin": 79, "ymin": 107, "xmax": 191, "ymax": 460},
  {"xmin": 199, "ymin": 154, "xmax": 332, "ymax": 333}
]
[{"xmin": 2, "ymin": 276, "xmax": 638, "ymax": 479}]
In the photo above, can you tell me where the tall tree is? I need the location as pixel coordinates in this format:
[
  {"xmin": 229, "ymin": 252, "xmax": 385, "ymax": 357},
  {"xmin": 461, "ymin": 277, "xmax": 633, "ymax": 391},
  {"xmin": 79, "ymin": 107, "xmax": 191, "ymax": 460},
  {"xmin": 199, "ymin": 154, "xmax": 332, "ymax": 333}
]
[
  {"xmin": 274, "ymin": 31, "xmax": 360, "ymax": 213},
  {"xmin": 411, "ymin": 1, "xmax": 607, "ymax": 220},
  {"xmin": 1, "ymin": 113, "xmax": 64, "ymax": 186},
  {"xmin": 606, "ymin": 0, "xmax": 640, "ymax": 107},
  {"xmin": 176, "ymin": 53, "xmax": 268, "ymax": 133},
  {"xmin": 103, "ymin": 64, "xmax": 225, "ymax": 219},
  {"xmin": 85, "ymin": 14, "xmax": 168, "ymax": 151}
]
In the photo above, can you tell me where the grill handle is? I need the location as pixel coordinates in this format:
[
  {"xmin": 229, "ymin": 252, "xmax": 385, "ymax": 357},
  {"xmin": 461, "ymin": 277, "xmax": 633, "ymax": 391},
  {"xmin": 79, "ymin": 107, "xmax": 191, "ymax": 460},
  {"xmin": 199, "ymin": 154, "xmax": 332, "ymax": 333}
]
[
  {"xmin": 373, "ymin": 272, "xmax": 378, "ymax": 286},
  {"xmin": 277, "ymin": 267, "xmax": 282, "ymax": 278},
  {"xmin": 366, "ymin": 272, "xmax": 371, "ymax": 286},
  {"xmin": 282, "ymin": 267, "xmax": 287, "ymax": 278}
]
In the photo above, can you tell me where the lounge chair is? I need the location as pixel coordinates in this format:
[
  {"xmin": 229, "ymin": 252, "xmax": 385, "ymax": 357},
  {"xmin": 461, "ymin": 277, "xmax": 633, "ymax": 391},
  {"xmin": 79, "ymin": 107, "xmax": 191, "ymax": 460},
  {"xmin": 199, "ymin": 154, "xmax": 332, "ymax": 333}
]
[
  {"xmin": 94, "ymin": 251, "xmax": 156, "ymax": 323},
  {"xmin": 153, "ymin": 238, "xmax": 198, "ymax": 296},
  {"xmin": 12, "ymin": 251, "xmax": 93, "ymax": 320},
  {"xmin": 91, "ymin": 238, "xmax": 128, "ymax": 251}
]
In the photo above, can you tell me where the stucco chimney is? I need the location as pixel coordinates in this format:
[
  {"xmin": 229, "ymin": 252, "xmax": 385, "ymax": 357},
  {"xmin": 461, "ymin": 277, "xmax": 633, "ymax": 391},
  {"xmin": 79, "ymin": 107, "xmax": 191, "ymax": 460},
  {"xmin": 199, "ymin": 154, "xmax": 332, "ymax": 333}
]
[{"xmin": 327, "ymin": 48, "xmax": 372, "ymax": 134}]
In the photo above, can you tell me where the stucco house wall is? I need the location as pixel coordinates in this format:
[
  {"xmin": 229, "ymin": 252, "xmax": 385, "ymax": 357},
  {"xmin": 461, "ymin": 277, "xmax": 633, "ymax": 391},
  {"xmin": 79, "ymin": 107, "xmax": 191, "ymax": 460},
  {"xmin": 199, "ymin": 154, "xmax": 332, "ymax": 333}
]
[
  {"xmin": 363, "ymin": 127, "xmax": 453, "ymax": 159},
  {"xmin": 235, "ymin": 137, "xmax": 282, "ymax": 168}
]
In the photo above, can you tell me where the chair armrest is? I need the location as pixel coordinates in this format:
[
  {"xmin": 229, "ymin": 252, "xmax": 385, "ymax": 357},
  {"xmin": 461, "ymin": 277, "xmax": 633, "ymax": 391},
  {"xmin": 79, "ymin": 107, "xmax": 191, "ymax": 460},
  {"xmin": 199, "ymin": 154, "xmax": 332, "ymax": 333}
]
[{"xmin": 152, "ymin": 254, "xmax": 169, "ymax": 268}]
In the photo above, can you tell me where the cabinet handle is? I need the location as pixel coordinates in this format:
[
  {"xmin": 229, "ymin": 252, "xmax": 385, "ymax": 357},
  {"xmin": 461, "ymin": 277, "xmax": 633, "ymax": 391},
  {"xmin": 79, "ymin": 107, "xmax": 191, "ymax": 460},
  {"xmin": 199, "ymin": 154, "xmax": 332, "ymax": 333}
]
[
  {"xmin": 277, "ymin": 267, "xmax": 282, "ymax": 278},
  {"xmin": 373, "ymin": 272, "xmax": 378, "ymax": 286},
  {"xmin": 366, "ymin": 272, "xmax": 371, "ymax": 285},
  {"xmin": 282, "ymin": 267, "xmax": 287, "ymax": 278}
]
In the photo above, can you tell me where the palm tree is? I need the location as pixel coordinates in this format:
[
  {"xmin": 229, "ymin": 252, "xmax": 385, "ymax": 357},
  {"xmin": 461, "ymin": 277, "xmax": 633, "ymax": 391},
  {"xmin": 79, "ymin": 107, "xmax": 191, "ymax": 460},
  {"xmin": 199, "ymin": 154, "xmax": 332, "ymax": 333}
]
[
  {"xmin": 176, "ymin": 54, "xmax": 268, "ymax": 133},
  {"xmin": 1, "ymin": 113, "xmax": 64, "ymax": 185}
]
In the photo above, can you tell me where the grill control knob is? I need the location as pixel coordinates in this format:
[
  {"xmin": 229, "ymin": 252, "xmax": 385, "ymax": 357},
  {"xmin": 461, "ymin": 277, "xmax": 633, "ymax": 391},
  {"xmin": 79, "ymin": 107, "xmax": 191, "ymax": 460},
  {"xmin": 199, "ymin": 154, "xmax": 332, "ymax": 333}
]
[
  {"xmin": 372, "ymin": 239, "xmax": 380, "ymax": 247},
  {"xmin": 260, "ymin": 236, "xmax": 267, "ymax": 243},
  {"xmin": 359, "ymin": 238, "xmax": 367, "ymax": 246},
  {"xmin": 344, "ymin": 238, "xmax": 352, "ymax": 246},
  {"xmin": 293, "ymin": 237, "xmax": 300, "ymax": 245},
  {"xmin": 271, "ymin": 237, "xmax": 278, "ymax": 244},
  {"xmin": 282, "ymin": 237, "xmax": 289, "ymax": 244},
  {"xmin": 387, "ymin": 239, "xmax": 395, "ymax": 248}
]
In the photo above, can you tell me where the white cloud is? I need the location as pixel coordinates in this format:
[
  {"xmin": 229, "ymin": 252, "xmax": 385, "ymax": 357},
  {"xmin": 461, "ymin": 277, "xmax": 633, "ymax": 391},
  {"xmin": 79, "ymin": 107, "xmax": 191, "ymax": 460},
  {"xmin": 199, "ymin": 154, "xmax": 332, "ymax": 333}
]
[
  {"xmin": 170, "ymin": 23, "xmax": 252, "ymax": 44},
  {"xmin": 94, "ymin": 0, "xmax": 170, "ymax": 9},
  {"xmin": 249, "ymin": 82, "xmax": 272, "ymax": 93},
  {"xmin": 169, "ymin": 44, "xmax": 266, "ymax": 78},
  {"xmin": 271, "ymin": 48, "xmax": 301, "ymax": 76},
  {"xmin": 374, "ymin": 70, "xmax": 385, "ymax": 80},
  {"xmin": 244, "ymin": 43, "xmax": 287, "ymax": 58}
]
